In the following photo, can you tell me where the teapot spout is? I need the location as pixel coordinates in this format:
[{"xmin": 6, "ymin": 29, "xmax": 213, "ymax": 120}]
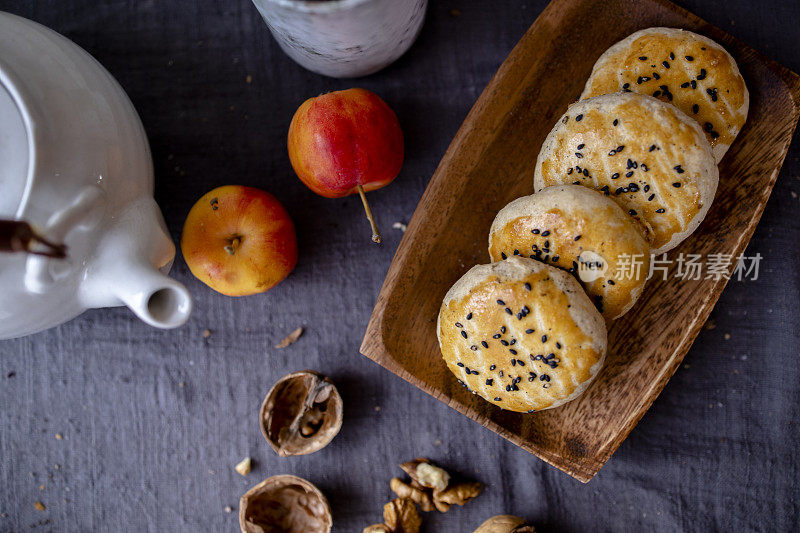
[
  {"xmin": 80, "ymin": 197, "xmax": 192, "ymax": 329},
  {"xmin": 111, "ymin": 259, "xmax": 192, "ymax": 329}
]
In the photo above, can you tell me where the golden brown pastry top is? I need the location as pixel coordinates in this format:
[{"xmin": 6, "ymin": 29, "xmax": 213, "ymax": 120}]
[
  {"xmin": 581, "ymin": 27, "xmax": 748, "ymax": 162},
  {"xmin": 438, "ymin": 257, "xmax": 606, "ymax": 413},
  {"xmin": 534, "ymin": 92, "xmax": 718, "ymax": 254},
  {"xmin": 489, "ymin": 186, "xmax": 651, "ymax": 321}
]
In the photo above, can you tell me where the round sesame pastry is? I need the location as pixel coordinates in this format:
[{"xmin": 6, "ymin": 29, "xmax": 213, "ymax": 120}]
[
  {"xmin": 580, "ymin": 27, "xmax": 749, "ymax": 162},
  {"xmin": 489, "ymin": 185, "xmax": 651, "ymax": 321},
  {"xmin": 437, "ymin": 257, "xmax": 607, "ymax": 413},
  {"xmin": 533, "ymin": 92, "xmax": 719, "ymax": 254}
]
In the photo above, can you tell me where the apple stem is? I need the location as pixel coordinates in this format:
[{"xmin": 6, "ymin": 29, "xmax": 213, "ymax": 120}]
[
  {"xmin": 224, "ymin": 236, "xmax": 241, "ymax": 255},
  {"xmin": 356, "ymin": 185, "xmax": 381, "ymax": 244}
]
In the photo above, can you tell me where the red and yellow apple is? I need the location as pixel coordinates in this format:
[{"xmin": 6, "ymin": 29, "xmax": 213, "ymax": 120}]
[
  {"xmin": 287, "ymin": 88, "xmax": 404, "ymax": 243},
  {"xmin": 181, "ymin": 185, "xmax": 297, "ymax": 296}
]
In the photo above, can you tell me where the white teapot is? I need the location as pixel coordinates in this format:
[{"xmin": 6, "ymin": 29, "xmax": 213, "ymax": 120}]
[{"xmin": 0, "ymin": 12, "xmax": 192, "ymax": 339}]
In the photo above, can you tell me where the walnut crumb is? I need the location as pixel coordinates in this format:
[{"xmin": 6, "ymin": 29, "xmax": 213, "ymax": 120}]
[
  {"xmin": 234, "ymin": 457, "xmax": 251, "ymax": 476},
  {"xmin": 34, "ymin": 502, "xmax": 46, "ymax": 511}
]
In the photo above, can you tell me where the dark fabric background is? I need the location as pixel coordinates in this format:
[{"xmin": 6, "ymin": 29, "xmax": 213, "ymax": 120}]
[{"xmin": 1, "ymin": 1, "xmax": 799, "ymax": 531}]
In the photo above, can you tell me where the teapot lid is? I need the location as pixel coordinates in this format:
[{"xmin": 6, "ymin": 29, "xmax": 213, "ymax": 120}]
[{"xmin": 0, "ymin": 79, "xmax": 29, "ymax": 218}]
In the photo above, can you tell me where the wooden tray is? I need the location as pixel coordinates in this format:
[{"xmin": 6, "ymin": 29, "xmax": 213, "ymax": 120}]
[{"xmin": 360, "ymin": 0, "xmax": 800, "ymax": 482}]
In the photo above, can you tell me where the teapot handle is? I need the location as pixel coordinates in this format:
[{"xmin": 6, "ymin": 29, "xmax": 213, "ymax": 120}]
[{"xmin": 23, "ymin": 185, "xmax": 105, "ymax": 293}]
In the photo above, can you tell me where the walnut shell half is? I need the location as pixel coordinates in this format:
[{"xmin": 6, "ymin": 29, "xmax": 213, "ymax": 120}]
[
  {"xmin": 260, "ymin": 370, "xmax": 343, "ymax": 457},
  {"xmin": 473, "ymin": 515, "xmax": 536, "ymax": 533},
  {"xmin": 239, "ymin": 475, "xmax": 332, "ymax": 533}
]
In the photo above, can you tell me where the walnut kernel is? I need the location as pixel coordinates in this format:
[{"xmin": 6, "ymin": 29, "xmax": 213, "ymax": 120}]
[
  {"xmin": 383, "ymin": 498, "xmax": 422, "ymax": 533},
  {"xmin": 390, "ymin": 477, "xmax": 434, "ymax": 512}
]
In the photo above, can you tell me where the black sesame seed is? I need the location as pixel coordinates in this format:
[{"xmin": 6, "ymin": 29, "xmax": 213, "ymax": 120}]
[
  {"xmin": 457, "ymin": 362, "xmax": 464, "ymax": 367},
  {"xmin": 706, "ymin": 88, "xmax": 718, "ymax": 102},
  {"xmin": 625, "ymin": 171, "xmax": 634, "ymax": 178},
  {"xmin": 540, "ymin": 374, "xmax": 550, "ymax": 382},
  {"xmin": 455, "ymin": 322, "xmax": 463, "ymax": 328},
  {"xmin": 541, "ymin": 230, "xmax": 550, "ymax": 236},
  {"xmin": 574, "ymin": 235, "xmax": 582, "ymax": 241},
  {"xmin": 697, "ymin": 69, "xmax": 707, "ymax": 80},
  {"xmin": 628, "ymin": 183, "xmax": 639, "ymax": 192},
  {"xmin": 648, "ymin": 194, "xmax": 655, "ymax": 201},
  {"xmin": 466, "ymin": 312, "xmax": 473, "ymax": 320},
  {"xmin": 582, "ymin": 168, "xmax": 589, "ymax": 177},
  {"xmin": 649, "ymin": 144, "xmax": 658, "ymax": 152},
  {"xmin": 505, "ymin": 308, "xmax": 512, "ymax": 315},
  {"xmin": 673, "ymin": 182, "xmax": 682, "ymax": 188},
  {"xmin": 577, "ymin": 143, "xmax": 585, "ymax": 149},
  {"xmin": 613, "ymin": 119, "xmax": 619, "ymax": 126},
  {"xmin": 636, "ymin": 76, "xmax": 650, "ymax": 84},
  {"xmin": 575, "ymin": 152, "xmax": 583, "ymax": 158},
  {"xmin": 704, "ymin": 122, "xmax": 714, "ymax": 132},
  {"xmin": 546, "ymin": 353, "xmax": 555, "ymax": 360},
  {"xmin": 498, "ymin": 371, "xmax": 503, "ymax": 377},
  {"xmin": 544, "ymin": 240, "xmax": 550, "ymax": 248},
  {"xmin": 608, "ymin": 149, "xmax": 616, "ymax": 156},
  {"xmin": 481, "ymin": 341, "xmax": 489, "ymax": 348},
  {"xmin": 607, "ymin": 279, "xmax": 615, "ymax": 285},
  {"xmin": 525, "ymin": 329, "xmax": 534, "ymax": 334},
  {"xmin": 656, "ymin": 208, "xmax": 666, "ymax": 213},
  {"xmin": 638, "ymin": 56, "xmax": 647, "ymax": 61},
  {"xmin": 497, "ymin": 299, "xmax": 505, "ymax": 305},
  {"xmin": 494, "ymin": 397, "xmax": 502, "ymax": 401},
  {"xmin": 674, "ymin": 165, "xmax": 685, "ymax": 173},
  {"xmin": 617, "ymin": 145, "xmax": 625, "ymax": 152},
  {"xmin": 510, "ymin": 349, "xmax": 518, "ymax": 355},
  {"xmin": 575, "ymin": 114, "xmax": 583, "ymax": 121},
  {"xmin": 486, "ymin": 378, "xmax": 493, "ymax": 386},
  {"xmin": 662, "ymin": 60, "xmax": 670, "ymax": 69},
  {"xmin": 501, "ymin": 326, "xmax": 506, "ymax": 333},
  {"xmin": 691, "ymin": 80, "xmax": 697, "ymax": 89},
  {"xmin": 461, "ymin": 330, "xmax": 468, "ymax": 339},
  {"xmin": 501, "ymin": 252, "xmax": 507, "ymax": 259},
  {"xmin": 670, "ymin": 52, "xmax": 675, "ymax": 60},
  {"xmin": 517, "ymin": 360, "xmax": 525, "ymax": 366},
  {"xmin": 652, "ymin": 72, "xmax": 661, "ymax": 80},
  {"xmin": 556, "ymin": 342, "xmax": 562, "ymax": 349},
  {"xmin": 510, "ymin": 360, "xmax": 516, "ymax": 367},
  {"xmin": 622, "ymin": 83, "xmax": 630, "ymax": 89},
  {"xmin": 541, "ymin": 335, "xmax": 547, "ymax": 343},
  {"xmin": 692, "ymin": 104, "xmax": 700, "ymax": 114},
  {"xmin": 513, "ymin": 249, "xmax": 520, "ymax": 256},
  {"xmin": 629, "ymin": 209, "xmax": 638, "ymax": 216},
  {"xmin": 493, "ymin": 334, "xmax": 501, "ymax": 339},
  {"xmin": 524, "ymin": 282, "xmax": 531, "ymax": 291},
  {"xmin": 680, "ymin": 81, "xmax": 691, "ymax": 88},
  {"xmin": 490, "ymin": 364, "xmax": 496, "ymax": 370},
  {"xmin": 470, "ymin": 345, "xmax": 477, "ymax": 351},
  {"xmin": 552, "ymin": 255, "xmax": 560, "ymax": 262},
  {"xmin": 532, "ymin": 228, "xmax": 540, "ymax": 234},
  {"xmin": 611, "ymin": 172, "xmax": 620, "ymax": 179},
  {"xmin": 685, "ymin": 55, "xmax": 694, "ymax": 61},
  {"xmin": 641, "ymin": 164, "xmax": 649, "ymax": 172},
  {"xmin": 500, "ymin": 339, "xmax": 509, "ymax": 346},
  {"xmin": 652, "ymin": 90, "xmax": 661, "ymax": 98}
]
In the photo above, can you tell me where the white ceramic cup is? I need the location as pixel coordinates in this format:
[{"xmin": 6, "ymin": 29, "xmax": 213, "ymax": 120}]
[{"xmin": 251, "ymin": 0, "xmax": 428, "ymax": 78}]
